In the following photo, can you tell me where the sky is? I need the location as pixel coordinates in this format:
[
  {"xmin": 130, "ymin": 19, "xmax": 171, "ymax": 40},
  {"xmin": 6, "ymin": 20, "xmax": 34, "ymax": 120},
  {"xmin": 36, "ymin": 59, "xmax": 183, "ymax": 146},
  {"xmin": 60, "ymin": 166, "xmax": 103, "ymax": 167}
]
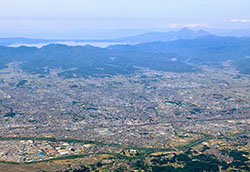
[{"xmin": 0, "ymin": 0, "xmax": 250, "ymax": 39}]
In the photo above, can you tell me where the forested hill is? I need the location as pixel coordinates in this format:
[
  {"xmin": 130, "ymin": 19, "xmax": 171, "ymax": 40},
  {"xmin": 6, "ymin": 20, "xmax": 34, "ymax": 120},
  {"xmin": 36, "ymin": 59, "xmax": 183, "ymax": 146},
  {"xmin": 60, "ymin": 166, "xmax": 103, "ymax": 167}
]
[
  {"xmin": 0, "ymin": 36, "xmax": 250, "ymax": 77},
  {"xmin": 109, "ymin": 36, "xmax": 250, "ymax": 74}
]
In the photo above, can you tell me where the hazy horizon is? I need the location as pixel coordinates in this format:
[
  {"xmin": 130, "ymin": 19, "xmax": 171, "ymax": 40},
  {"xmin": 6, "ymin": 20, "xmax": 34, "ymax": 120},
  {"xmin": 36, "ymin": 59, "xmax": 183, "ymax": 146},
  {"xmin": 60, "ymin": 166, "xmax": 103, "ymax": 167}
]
[{"xmin": 1, "ymin": 0, "xmax": 250, "ymax": 39}]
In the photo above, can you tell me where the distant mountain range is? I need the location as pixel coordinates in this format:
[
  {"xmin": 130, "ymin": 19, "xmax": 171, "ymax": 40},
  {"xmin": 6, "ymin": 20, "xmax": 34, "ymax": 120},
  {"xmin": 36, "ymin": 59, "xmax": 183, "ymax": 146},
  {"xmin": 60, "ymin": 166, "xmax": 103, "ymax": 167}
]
[
  {"xmin": 114, "ymin": 28, "xmax": 211, "ymax": 43},
  {"xmin": 0, "ymin": 35, "xmax": 250, "ymax": 77},
  {"xmin": 0, "ymin": 28, "xmax": 212, "ymax": 46},
  {"xmin": 0, "ymin": 37, "xmax": 59, "ymax": 46}
]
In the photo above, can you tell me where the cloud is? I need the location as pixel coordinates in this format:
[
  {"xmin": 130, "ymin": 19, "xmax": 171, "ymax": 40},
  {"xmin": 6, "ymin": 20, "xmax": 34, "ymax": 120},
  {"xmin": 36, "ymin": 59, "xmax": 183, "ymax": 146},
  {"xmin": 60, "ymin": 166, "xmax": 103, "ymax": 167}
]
[
  {"xmin": 230, "ymin": 19, "xmax": 250, "ymax": 23},
  {"xmin": 168, "ymin": 23, "xmax": 214, "ymax": 28}
]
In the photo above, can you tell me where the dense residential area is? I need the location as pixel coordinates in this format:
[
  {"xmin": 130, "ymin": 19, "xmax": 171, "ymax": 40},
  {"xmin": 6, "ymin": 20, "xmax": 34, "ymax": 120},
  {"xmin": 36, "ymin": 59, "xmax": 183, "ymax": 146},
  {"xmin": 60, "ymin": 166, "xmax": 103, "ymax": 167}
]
[
  {"xmin": 0, "ymin": 61, "xmax": 249, "ymax": 171},
  {"xmin": 1, "ymin": 1, "xmax": 250, "ymax": 170}
]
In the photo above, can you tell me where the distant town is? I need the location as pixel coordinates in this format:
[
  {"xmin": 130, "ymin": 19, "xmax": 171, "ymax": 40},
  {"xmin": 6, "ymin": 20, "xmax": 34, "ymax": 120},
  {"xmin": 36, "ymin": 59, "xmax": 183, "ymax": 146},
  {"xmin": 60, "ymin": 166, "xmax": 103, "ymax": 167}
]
[{"xmin": 0, "ymin": 63, "xmax": 249, "ymax": 171}]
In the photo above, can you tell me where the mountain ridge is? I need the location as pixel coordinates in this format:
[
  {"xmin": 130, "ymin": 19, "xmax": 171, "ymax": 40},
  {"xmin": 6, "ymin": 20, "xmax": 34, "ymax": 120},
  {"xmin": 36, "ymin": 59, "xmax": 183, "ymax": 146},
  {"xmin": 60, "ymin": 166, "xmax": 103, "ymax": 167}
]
[
  {"xmin": 0, "ymin": 35, "xmax": 250, "ymax": 76},
  {"xmin": 113, "ymin": 28, "xmax": 211, "ymax": 43},
  {"xmin": 0, "ymin": 28, "xmax": 212, "ymax": 46}
]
